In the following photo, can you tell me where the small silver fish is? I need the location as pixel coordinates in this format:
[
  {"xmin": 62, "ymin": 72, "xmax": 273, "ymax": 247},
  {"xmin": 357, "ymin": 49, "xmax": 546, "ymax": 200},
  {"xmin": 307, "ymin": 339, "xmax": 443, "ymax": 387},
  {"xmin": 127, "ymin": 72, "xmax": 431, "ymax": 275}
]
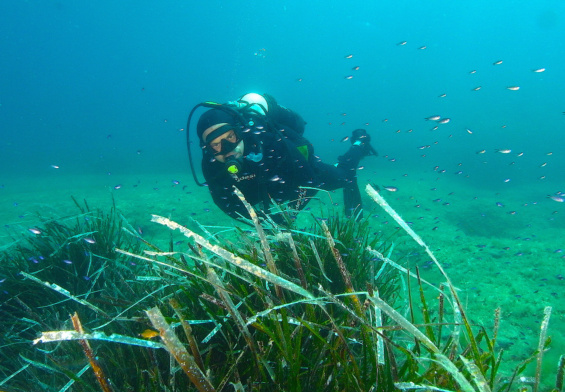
[
  {"xmin": 437, "ymin": 118, "xmax": 451, "ymax": 124},
  {"xmin": 425, "ymin": 115, "xmax": 441, "ymax": 121},
  {"xmin": 506, "ymin": 86, "xmax": 520, "ymax": 91},
  {"xmin": 495, "ymin": 149, "xmax": 512, "ymax": 154},
  {"xmin": 383, "ymin": 186, "xmax": 398, "ymax": 192},
  {"xmin": 493, "ymin": 60, "xmax": 503, "ymax": 65}
]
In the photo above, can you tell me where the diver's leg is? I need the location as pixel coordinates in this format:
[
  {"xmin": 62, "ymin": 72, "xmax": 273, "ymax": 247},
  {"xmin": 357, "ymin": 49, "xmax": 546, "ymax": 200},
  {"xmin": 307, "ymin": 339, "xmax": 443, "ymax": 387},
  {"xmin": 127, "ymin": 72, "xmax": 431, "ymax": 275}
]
[
  {"xmin": 313, "ymin": 129, "xmax": 375, "ymax": 218},
  {"xmin": 337, "ymin": 143, "xmax": 372, "ymax": 218},
  {"xmin": 337, "ymin": 143, "xmax": 365, "ymax": 172},
  {"xmin": 313, "ymin": 159, "xmax": 363, "ymax": 218},
  {"xmin": 343, "ymin": 177, "xmax": 363, "ymax": 218}
]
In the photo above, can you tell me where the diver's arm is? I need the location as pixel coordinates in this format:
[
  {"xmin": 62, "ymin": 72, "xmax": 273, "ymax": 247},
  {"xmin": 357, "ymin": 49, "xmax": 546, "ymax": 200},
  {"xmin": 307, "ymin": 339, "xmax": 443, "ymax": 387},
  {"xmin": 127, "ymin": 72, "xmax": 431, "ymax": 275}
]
[
  {"xmin": 202, "ymin": 160, "xmax": 250, "ymax": 220},
  {"xmin": 208, "ymin": 183, "xmax": 250, "ymax": 220}
]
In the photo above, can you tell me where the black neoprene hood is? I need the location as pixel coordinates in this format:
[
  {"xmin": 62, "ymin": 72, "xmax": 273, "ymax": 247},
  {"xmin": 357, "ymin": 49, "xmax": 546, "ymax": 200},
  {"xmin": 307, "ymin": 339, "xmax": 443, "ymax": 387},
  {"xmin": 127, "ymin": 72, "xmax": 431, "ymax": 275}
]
[{"xmin": 197, "ymin": 109, "xmax": 236, "ymax": 144}]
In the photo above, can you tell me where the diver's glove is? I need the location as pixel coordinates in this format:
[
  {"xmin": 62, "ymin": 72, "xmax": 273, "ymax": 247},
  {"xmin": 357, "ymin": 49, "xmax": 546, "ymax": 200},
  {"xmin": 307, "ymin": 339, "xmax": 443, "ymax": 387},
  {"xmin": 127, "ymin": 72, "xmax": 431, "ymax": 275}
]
[{"xmin": 350, "ymin": 129, "xmax": 377, "ymax": 157}]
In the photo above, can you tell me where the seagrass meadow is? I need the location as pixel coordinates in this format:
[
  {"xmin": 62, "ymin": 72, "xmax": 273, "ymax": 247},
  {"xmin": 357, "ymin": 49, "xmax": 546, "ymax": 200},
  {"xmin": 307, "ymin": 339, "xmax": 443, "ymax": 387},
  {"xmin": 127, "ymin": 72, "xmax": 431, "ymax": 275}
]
[{"xmin": 0, "ymin": 179, "xmax": 563, "ymax": 392}]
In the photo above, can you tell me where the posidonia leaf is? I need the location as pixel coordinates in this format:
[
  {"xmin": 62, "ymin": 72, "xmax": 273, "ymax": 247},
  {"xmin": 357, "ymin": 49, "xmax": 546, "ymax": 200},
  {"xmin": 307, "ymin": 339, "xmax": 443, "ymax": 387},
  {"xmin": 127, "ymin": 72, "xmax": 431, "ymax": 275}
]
[
  {"xmin": 150, "ymin": 215, "xmax": 315, "ymax": 300},
  {"xmin": 33, "ymin": 330, "xmax": 165, "ymax": 349}
]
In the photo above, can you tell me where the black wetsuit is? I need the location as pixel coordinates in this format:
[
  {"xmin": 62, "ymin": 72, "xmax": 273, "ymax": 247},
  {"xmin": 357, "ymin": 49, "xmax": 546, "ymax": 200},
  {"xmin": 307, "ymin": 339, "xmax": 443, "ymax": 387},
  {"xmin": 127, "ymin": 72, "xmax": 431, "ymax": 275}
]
[{"xmin": 202, "ymin": 101, "xmax": 365, "ymax": 221}]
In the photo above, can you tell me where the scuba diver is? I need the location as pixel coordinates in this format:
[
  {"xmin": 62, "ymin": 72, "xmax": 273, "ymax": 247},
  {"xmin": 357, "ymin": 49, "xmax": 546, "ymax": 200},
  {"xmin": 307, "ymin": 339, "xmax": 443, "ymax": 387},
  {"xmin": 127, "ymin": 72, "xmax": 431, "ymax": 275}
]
[{"xmin": 186, "ymin": 93, "xmax": 377, "ymax": 224}]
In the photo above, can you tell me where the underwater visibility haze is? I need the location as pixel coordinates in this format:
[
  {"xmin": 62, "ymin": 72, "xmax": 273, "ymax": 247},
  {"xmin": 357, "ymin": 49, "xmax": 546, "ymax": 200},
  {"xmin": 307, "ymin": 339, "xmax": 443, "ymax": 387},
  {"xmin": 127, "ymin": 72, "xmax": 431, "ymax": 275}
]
[{"xmin": 1, "ymin": 0, "xmax": 565, "ymax": 390}]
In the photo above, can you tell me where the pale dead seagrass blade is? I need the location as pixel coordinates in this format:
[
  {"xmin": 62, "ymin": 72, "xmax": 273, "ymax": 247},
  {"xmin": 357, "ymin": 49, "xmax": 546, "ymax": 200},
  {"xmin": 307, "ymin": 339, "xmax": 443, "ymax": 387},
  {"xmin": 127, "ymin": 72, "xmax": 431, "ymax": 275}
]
[
  {"xmin": 368, "ymin": 295, "xmax": 476, "ymax": 392},
  {"xmin": 146, "ymin": 306, "xmax": 216, "ymax": 392},
  {"xmin": 150, "ymin": 215, "xmax": 314, "ymax": 300},
  {"xmin": 232, "ymin": 186, "xmax": 278, "ymax": 275},
  {"xmin": 33, "ymin": 330, "xmax": 165, "ymax": 349},
  {"xmin": 534, "ymin": 306, "xmax": 552, "ymax": 392}
]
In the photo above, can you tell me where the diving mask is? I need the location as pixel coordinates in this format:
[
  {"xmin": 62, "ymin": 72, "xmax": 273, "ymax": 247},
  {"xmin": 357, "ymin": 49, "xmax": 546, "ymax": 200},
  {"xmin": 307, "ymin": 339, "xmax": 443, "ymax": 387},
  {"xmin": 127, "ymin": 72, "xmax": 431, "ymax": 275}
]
[{"xmin": 214, "ymin": 139, "xmax": 244, "ymax": 163}]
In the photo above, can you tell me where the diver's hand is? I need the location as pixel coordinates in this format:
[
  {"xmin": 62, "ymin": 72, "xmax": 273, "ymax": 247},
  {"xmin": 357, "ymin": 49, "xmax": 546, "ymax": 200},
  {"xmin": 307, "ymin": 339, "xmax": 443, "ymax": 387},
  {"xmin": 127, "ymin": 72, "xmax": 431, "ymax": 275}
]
[{"xmin": 351, "ymin": 129, "xmax": 377, "ymax": 157}]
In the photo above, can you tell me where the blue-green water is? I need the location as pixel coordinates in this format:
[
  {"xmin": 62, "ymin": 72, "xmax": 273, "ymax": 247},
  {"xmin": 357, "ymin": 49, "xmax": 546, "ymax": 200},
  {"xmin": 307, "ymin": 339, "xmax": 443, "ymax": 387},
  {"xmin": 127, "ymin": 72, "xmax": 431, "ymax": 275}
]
[{"xmin": 1, "ymin": 0, "xmax": 564, "ymax": 388}]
